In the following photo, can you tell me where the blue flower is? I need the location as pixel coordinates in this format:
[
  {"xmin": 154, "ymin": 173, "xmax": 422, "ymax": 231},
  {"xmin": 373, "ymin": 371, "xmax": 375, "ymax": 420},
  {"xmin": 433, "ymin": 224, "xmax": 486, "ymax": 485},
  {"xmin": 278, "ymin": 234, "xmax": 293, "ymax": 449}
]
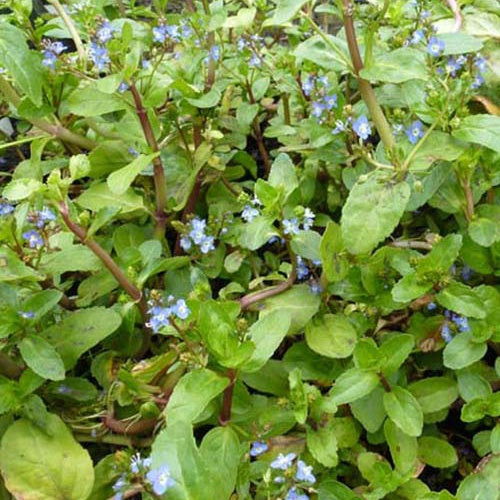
[
  {"xmin": 441, "ymin": 323, "xmax": 453, "ymax": 343},
  {"xmin": 146, "ymin": 305, "xmax": 171, "ymax": 333},
  {"xmin": 153, "ymin": 25, "xmax": 167, "ymax": 43},
  {"xmin": 302, "ymin": 76, "xmax": 315, "ymax": 96},
  {"xmin": 200, "ymin": 235, "xmax": 215, "ymax": 254},
  {"xmin": 308, "ymin": 281, "xmax": 323, "ymax": 295},
  {"xmin": 237, "ymin": 38, "xmax": 248, "ymax": 51},
  {"xmin": 302, "ymin": 208, "xmax": 315, "ymax": 230},
  {"xmin": 180, "ymin": 236, "xmax": 192, "ymax": 251},
  {"xmin": 286, "ymin": 487, "xmax": 309, "ymax": 500},
  {"xmin": 427, "ymin": 302, "xmax": 437, "ymax": 311},
  {"xmin": 461, "ymin": 265, "xmax": 472, "ymax": 281},
  {"xmin": 296, "ymin": 257, "xmax": 310, "ymax": 280},
  {"xmin": 451, "ymin": 313, "xmax": 470, "ymax": 333},
  {"xmin": 130, "ymin": 453, "xmax": 151, "ymax": 474},
  {"xmin": 89, "ymin": 43, "xmax": 110, "ymax": 71},
  {"xmin": 208, "ymin": 45, "xmax": 220, "ymax": 62},
  {"xmin": 283, "ymin": 218, "xmax": 300, "ymax": 235},
  {"xmin": 146, "ymin": 465, "xmax": 175, "ymax": 495},
  {"xmin": 474, "ymin": 55, "xmax": 487, "ymax": 73},
  {"xmin": 406, "ymin": 120, "xmax": 424, "ymax": 144},
  {"xmin": 18, "ymin": 311, "xmax": 35, "ymax": 319},
  {"xmin": 409, "ymin": 29, "xmax": 425, "ymax": 45},
  {"xmin": 34, "ymin": 207, "xmax": 56, "ymax": 228},
  {"xmin": 332, "ymin": 119, "xmax": 346, "ymax": 135},
  {"xmin": 0, "ymin": 202, "xmax": 14, "ymax": 216},
  {"xmin": 323, "ymin": 94, "xmax": 337, "ymax": 110},
  {"xmin": 241, "ymin": 205, "xmax": 259, "ymax": 223},
  {"xmin": 112, "ymin": 475, "xmax": 127, "ymax": 493},
  {"xmin": 180, "ymin": 22, "xmax": 193, "ymax": 38},
  {"xmin": 295, "ymin": 460, "xmax": 316, "ymax": 484},
  {"xmin": 165, "ymin": 24, "xmax": 181, "ymax": 42},
  {"xmin": 270, "ymin": 452, "xmax": 296, "ymax": 470},
  {"xmin": 353, "ymin": 115, "xmax": 371, "ymax": 140},
  {"xmin": 427, "ymin": 37, "xmax": 445, "ymax": 57},
  {"xmin": 118, "ymin": 82, "xmax": 129, "ymax": 93},
  {"xmin": 249, "ymin": 441, "xmax": 268, "ymax": 457},
  {"xmin": 96, "ymin": 21, "xmax": 116, "ymax": 44},
  {"xmin": 317, "ymin": 75, "xmax": 329, "ymax": 88},
  {"xmin": 23, "ymin": 230, "xmax": 43, "ymax": 248},
  {"xmin": 42, "ymin": 50, "xmax": 57, "ymax": 70},
  {"xmin": 311, "ymin": 101, "xmax": 325, "ymax": 119},
  {"xmin": 173, "ymin": 299, "xmax": 190, "ymax": 320},
  {"xmin": 446, "ymin": 57, "xmax": 462, "ymax": 77},
  {"xmin": 471, "ymin": 74, "xmax": 484, "ymax": 89}
]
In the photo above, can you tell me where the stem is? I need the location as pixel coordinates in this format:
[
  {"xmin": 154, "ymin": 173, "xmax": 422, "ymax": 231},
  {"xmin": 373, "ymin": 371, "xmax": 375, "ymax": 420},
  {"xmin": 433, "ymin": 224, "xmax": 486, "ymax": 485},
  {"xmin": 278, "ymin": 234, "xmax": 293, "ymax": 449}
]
[
  {"xmin": 461, "ymin": 178, "xmax": 475, "ymax": 222},
  {"xmin": 0, "ymin": 352, "xmax": 23, "ymax": 379},
  {"xmin": 74, "ymin": 433, "xmax": 153, "ymax": 447},
  {"xmin": 0, "ymin": 75, "xmax": 95, "ymax": 150},
  {"xmin": 107, "ymin": 487, "xmax": 145, "ymax": 500},
  {"xmin": 0, "ymin": 135, "xmax": 48, "ymax": 151},
  {"xmin": 47, "ymin": 0, "xmax": 85, "ymax": 63},
  {"xmin": 341, "ymin": 0, "xmax": 396, "ymax": 153},
  {"xmin": 378, "ymin": 373, "xmax": 392, "ymax": 392},
  {"xmin": 445, "ymin": 0, "xmax": 462, "ymax": 32},
  {"xmin": 282, "ymin": 93, "xmax": 291, "ymax": 125},
  {"xmin": 103, "ymin": 414, "xmax": 158, "ymax": 435},
  {"xmin": 388, "ymin": 240, "xmax": 432, "ymax": 250},
  {"xmin": 116, "ymin": 0, "xmax": 126, "ymax": 15},
  {"xmin": 401, "ymin": 122, "xmax": 438, "ymax": 171},
  {"xmin": 129, "ymin": 82, "xmax": 168, "ymax": 243},
  {"xmin": 219, "ymin": 368, "xmax": 236, "ymax": 425},
  {"xmin": 59, "ymin": 202, "xmax": 148, "ymax": 318}
]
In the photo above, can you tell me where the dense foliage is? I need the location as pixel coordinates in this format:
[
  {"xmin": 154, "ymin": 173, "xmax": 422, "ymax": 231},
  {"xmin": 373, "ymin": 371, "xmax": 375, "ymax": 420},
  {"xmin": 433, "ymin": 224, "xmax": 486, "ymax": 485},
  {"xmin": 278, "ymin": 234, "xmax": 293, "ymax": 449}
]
[{"xmin": 0, "ymin": 0, "xmax": 499, "ymax": 498}]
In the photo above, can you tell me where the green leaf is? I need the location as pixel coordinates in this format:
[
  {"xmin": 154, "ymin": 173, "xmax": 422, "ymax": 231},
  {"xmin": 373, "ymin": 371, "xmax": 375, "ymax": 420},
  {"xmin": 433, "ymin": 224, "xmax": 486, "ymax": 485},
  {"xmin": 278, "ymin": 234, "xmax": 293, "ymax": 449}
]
[
  {"xmin": 2, "ymin": 178, "xmax": 43, "ymax": 201},
  {"xmin": 186, "ymin": 87, "xmax": 221, "ymax": 108},
  {"xmin": 77, "ymin": 182, "xmax": 145, "ymax": 213},
  {"xmin": 360, "ymin": 48, "xmax": 427, "ymax": 83},
  {"xmin": 383, "ymin": 386, "xmax": 423, "ymax": 437},
  {"xmin": 439, "ymin": 32, "xmax": 483, "ymax": 55},
  {"xmin": 457, "ymin": 475, "xmax": 497, "ymax": 500},
  {"xmin": 418, "ymin": 437, "xmax": 458, "ymax": 468},
  {"xmin": 19, "ymin": 335, "xmax": 65, "ymax": 381},
  {"xmin": 417, "ymin": 234, "xmax": 463, "ymax": 274},
  {"xmin": 40, "ymin": 246, "xmax": 102, "ymax": 275},
  {"xmin": 320, "ymin": 222, "xmax": 349, "ymax": 283},
  {"xmin": 21, "ymin": 290, "xmax": 62, "ymax": 319},
  {"xmin": 268, "ymin": 153, "xmax": 298, "ymax": 199},
  {"xmin": 42, "ymin": 307, "xmax": 122, "ymax": 369},
  {"xmin": 436, "ymin": 282, "xmax": 486, "ymax": 319},
  {"xmin": 318, "ymin": 480, "xmax": 359, "ymax": 500},
  {"xmin": 307, "ymin": 424, "xmax": 338, "ymax": 467},
  {"xmin": 0, "ymin": 378, "xmax": 19, "ymax": 415},
  {"xmin": 107, "ymin": 153, "xmax": 159, "ymax": 195},
  {"xmin": 0, "ymin": 22, "xmax": 43, "ymax": 106},
  {"xmin": 305, "ymin": 314, "xmax": 357, "ymax": 359},
  {"xmin": 452, "ymin": 115, "xmax": 500, "ymax": 153},
  {"xmin": 341, "ymin": 172, "xmax": 411, "ymax": 254},
  {"xmin": 238, "ymin": 215, "xmax": 277, "ymax": 250},
  {"xmin": 224, "ymin": 8, "xmax": 257, "ymax": 28},
  {"xmin": 240, "ymin": 311, "xmax": 291, "ymax": 373},
  {"xmin": 66, "ymin": 83, "xmax": 128, "ymax": 117},
  {"xmin": 291, "ymin": 231, "xmax": 322, "ymax": 261},
  {"xmin": 469, "ymin": 217, "xmax": 499, "ymax": 247},
  {"xmin": 408, "ymin": 377, "xmax": 459, "ymax": 413},
  {"xmin": 289, "ymin": 368, "xmax": 308, "ymax": 424},
  {"xmin": 0, "ymin": 415, "xmax": 94, "ymax": 500},
  {"xmin": 407, "ymin": 132, "xmax": 465, "ymax": 171},
  {"xmin": 260, "ymin": 284, "xmax": 321, "ymax": 335},
  {"xmin": 329, "ymin": 368, "xmax": 380, "ymax": 405},
  {"xmin": 392, "ymin": 272, "xmax": 432, "ymax": 303},
  {"xmin": 165, "ymin": 369, "xmax": 229, "ymax": 426},
  {"xmin": 0, "ymin": 248, "xmax": 44, "ymax": 282},
  {"xmin": 264, "ymin": 0, "xmax": 309, "ymax": 26},
  {"xmin": 379, "ymin": 334, "xmax": 414, "ymax": 375},
  {"xmin": 443, "ymin": 332, "xmax": 487, "ymax": 369},
  {"xmin": 384, "ymin": 419, "xmax": 418, "ymax": 474},
  {"xmin": 294, "ymin": 34, "xmax": 349, "ymax": 71}
]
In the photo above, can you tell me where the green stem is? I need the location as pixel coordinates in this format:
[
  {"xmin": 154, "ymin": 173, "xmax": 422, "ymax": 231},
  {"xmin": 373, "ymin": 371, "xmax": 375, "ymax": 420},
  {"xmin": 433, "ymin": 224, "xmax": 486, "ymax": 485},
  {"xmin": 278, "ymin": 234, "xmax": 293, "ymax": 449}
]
[
  {"xmin": 401, "ymin": 122, "xmax": 437, "ymax": 171},
  {"xmin": 46, "ymin": 0, "xmax": 86, "ymax": 63},
  {"xmin": 0, "ymin": 135, "xmax": 48, "ymax": 151},
  {"xmin": 129, "ymin": 82, "xmax": 168, "ymax": 244},
  {"xmin": 340, "ymin": 0, "xmax": 396, "ymax": 153},
  {"xmin": 0, "ymin": 75, "xmax": 95, "ymax": 150}
]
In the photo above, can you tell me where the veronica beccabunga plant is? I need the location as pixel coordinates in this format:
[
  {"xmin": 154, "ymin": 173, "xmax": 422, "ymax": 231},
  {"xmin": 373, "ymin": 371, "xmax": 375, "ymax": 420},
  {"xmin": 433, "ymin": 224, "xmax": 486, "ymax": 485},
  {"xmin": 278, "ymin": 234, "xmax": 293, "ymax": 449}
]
[{"xmin": 0, "ymin": 0, "xmax": 499, "ymax": 499}]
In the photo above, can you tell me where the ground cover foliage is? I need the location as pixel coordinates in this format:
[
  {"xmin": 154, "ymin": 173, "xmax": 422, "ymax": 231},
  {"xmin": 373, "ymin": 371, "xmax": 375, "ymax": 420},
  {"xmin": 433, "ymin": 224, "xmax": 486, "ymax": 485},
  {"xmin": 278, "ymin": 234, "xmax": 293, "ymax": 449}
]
[{"xmin": 0, "ymin": 0, "xmax": 499, "ymax": 498}]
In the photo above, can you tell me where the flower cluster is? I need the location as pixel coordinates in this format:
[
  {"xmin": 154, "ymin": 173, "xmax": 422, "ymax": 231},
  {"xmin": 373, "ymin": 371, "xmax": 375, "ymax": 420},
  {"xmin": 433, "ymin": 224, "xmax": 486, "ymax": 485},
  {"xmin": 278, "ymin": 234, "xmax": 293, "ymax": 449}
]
[
  {"xmin": 237, "ymin": 34, "xmax": 265, "ymax": 67},
  {"xmin": 179, "ymin": 217, "xmax": 216, "ymax": 254},
  {"xmin": 302, "ymin": 75, "xmax": 338, "ymax": 124},
  {"xmin": 146, "ymin": 295, "xmax": 191, "ymax": 333},
  {"xmin": 112, "ymin": 453, "xmax": 174, "ymax": 499},
  {"xmin": 88, "ymin": 20, "xmax": 116, "ymax": 71},
  {"xmin": 22, "ymin": 230, "xmax": 43, "ymax": 249},
  {"xmin": 250, "ymin": 441, "xmax": 268, "ymax": 457},
  {"xmin": 428, "ymin": 303, "xmax": 471, "ymax": 343},
  {"xmin": 153, "ymin": 21, "xmax": 193, "ymax": 44},
  {"xmin": 282, "ymin": 208, "xmax": 315, "ymax": 236},
  {"xmin": 269, "ymin": 453, "xmax": 316, "ymax": 500},
  {"xmin": 240, "ymin": 195, "xmax": 262, "ymax": 223},
  {"xmin": 28, "ymin": 207, "xmax": 56, "ymax": 228},
  {"xmin": 41, "ymin": 39, "xmax": 66, "ymax": 70}
]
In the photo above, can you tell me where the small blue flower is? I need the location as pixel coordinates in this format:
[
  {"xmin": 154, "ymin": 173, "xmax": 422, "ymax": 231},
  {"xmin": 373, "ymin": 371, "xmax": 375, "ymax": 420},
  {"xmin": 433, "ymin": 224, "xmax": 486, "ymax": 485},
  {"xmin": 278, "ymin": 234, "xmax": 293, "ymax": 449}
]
[
  {"xmin": 427, "ymin": 37, "xmax": 445, "ymax": 57},
  {"xmin": 118, "ymin": 82, "xmax": 129, "ymax": 93},
  {"xmin": 165, "ymin": 24, "xmax": 181, "ymax": 42},
  {"xmin": 441, "ymin": 323, "xmax": 453, "ymax": 343},
  {"xmin": 302, "ymin": 76, "xmax": 315, "ymax": 96},
  {"xmin": 241, "ymin": 205, "xmax": 259, "ymax": 223},
  {"xmin": 42, "ymin": 50, "xmax": 57, "ymax": 70},
  {"xmin": 323, "ymin": 94, "xmax": 337, "ymax": 110},
  {"xmin": 112, "ymin": 475, "xmax": 127, "ymax": 493},
  {"xmin": 406, "ymin": 120, "xmax": 424, "ymax": 144},
  {"xmin": 296, "ymin": 257, "xmax": 310, "ymax": 280},
  {"xmin": 130, "ymin": 453, "xmax": 151, "ymax": 474},
  {"xmin": 89, "ymin": 43, "xmax": 110, "ymax": 71},
  {"xmin": 146, "ymin": 465, "xmax": 175, "ymax": 496},
  {"xmin": 474, "ymin": 55, "xmax": 487, "ymax": 74},
  {"xmin": 451, "ymin": 313, "xmax": 470, "ymax": 333},
  {"xmin": 173, "ymin": 299, "xmax": 190, "ymax": 320},
  {"xmin": 0, "ymin": 202, "xmax": 14, "ymax": 216},
  {"xmin": 180, "ymin": 235, "xmax": 192, "ymax": 251},
  {"xmin": 409, "ymin": 29, "xmax": 425, "ymax": 45},
  {"xmin": 311, "ymin": 101, "xmax": 325, "ymax": 119},
  {"xmin": 249, "ymin": 53, "xmax": 262, "ymax": 67},
  {"xmin": 295, "ymin": 460, "xmax": 316, "ymax": 484},
  {"xmin": 146, "ymin": 305, "xmax": 171, "ymax": 333},
  {"xmin": 283, "ymin": 218, "xmax": 300, "ymax": 235},
  {"xmin": 270, "ymin": 452, "xmax": 296, "ymax": 470},
  {"xmin": 308, "ymin": 281, "xmax": 322, "ymax": 295},
  {"xmin": 96, "ymin": 20, "xmax": 116, "ymax": 44},
  {"xmin": 23, "ymin": 230, "xmax": 43, "ymax": 248},
  {"xmin": 153, "ymin": 25, "xmax": 167, "ymax": 43},
  {"xmin": 332, "ymin": 119, "xmax": 346, "ymax": 135},
  {"xmin": 461, "ymin": 265, "xmax": 472, "ymax": 281},
  {"xmin": 317, "ymin": 75, "xmax": 329, "ymax": 88},
  {"xmin": 421, "ymin": 10, "xmax": 431, "ymax": 20},
  {"xmin": 249, "ymin": 441, "xmax": 268, "ymax": 457},
  {"xmin": 34, "ymin": 207, "xmax": 56, "ymax": 228},
  {"xmin": 353, "ymin": 115, "xmax": 371, "ymax": 140},
  {"xmin": 445, "ymin": 57, "xmax": 462, "ymax": 77},
  {"xmin": 286, "ymin": 487, "xmax": 309, "ymax": 500},
  {"xmin": 237, "ymin": 38, "xmax": 248, "ymax": 51},
  {"xmin": 18, "ymin": 311, "xmax": 35, "ymax": 319},
  {"xmin": 302, "ymin": 208, "xmax": 315, "ymax": 231},
  {"xmin": 427, "ymin": 302, "xmax": 437, "ymax": 311},
  {"xmin": 128, "ymin": 147, "xmax": 140, "ymax": 157},
  {"xmin": 180, "ymin": 22, "xmax": 193, "ymax": 38},
  {"xmin": 200, "ymin": 235, "xmax": 215, "ymax": 254},
  {"xmin": 471, "ymin": 74, "xmax": 484, "ymax": 89},
  {"xmin": 208, "ymin": 45, "xmax": 220, "ymax": 62}
]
